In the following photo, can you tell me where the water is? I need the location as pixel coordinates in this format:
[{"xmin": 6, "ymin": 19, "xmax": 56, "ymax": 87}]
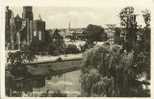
[{"xmin": 40, "ymin": 70, "xmax": 81, "ymax": 97}]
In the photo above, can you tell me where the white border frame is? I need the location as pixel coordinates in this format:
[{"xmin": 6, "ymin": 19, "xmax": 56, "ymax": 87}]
[{"xmin": 1, "ymin": 0, "xmax": 154, "ymax": 99}]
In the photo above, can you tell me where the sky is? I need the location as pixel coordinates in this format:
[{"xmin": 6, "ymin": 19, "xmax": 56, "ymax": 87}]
[{"xmin": 8, "ymin": 0, "xmax": 153, "ymax": 29}]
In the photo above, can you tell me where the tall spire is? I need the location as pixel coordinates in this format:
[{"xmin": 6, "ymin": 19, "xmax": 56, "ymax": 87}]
[
  {"xmin": 68, "ymin": 21, "xmax": 71, "ymax": 31},
  {"xmin": 39, "ymin": 14, "xmax": 42, "ymax": 20}
]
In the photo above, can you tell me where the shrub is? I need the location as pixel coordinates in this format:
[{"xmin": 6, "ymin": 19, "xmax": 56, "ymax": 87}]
[{"xmin": 65, "ymin": 44, "xmax": 80, "ymax": 54}]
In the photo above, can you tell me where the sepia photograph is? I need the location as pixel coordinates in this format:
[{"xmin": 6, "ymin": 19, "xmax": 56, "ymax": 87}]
[{"xmin": 4, "ymin": 0, "xmax": 151, "ymax": 97}]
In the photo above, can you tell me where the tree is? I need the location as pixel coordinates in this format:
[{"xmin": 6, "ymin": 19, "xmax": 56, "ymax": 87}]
[
  {"xmin": 119, "ymin": 7, "xmax": 136, "ymax": 28},
  {"xmin": 48, "ymin": 29, "xmax": 66, "ymax": 55},
  {"xmin": 7, "ymin": 50, "xmax": 36, "ymax": 78},
  {"xmin": 141, "ymin": 9, "xmax": 151, "ymax": 81},
  {"xmin": 119, "ymin": 6, "xmax": 137, "ymax": 52},
  {"xmin": 29, "ymin": 37, "xmax": 48, "ymax": 53},
  {"xmin": 142, "ymin": 9, "xmax": 151, "ymax": 52},
  {"xmin": 65, "ymin": 44, "xmax": 80, "ymax": 54},
  {"xmin": 80, "ymin": 44, "xmax": 150, "ymax": 97},
  {"xmin": 6, "ymin": 49, "xmax": 36, "ymax": 96},
  {"xmin": 142, "ymin": 9, "xmax": 150, "ymax": 27},
  {"xmin": 114, "ymin": 28, "xmax": 121, "ymax": 45},
  {"xmin": 81, "ymin": 40, "xmax": 95, "ymax": 52},
  {"xmin": 84, "ymin": 24, "xmax": 106, "ymax": 42}
]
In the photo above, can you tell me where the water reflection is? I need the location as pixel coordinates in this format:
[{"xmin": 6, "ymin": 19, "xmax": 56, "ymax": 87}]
[{"xmin": 36, "ymin": 70, "xmax": 81, "ymax": 97}]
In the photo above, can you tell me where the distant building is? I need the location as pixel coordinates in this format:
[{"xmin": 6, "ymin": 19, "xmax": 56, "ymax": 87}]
[
  {"xmin": 33, "ymin": 19, "xmax": 46, "ymax": 41},
  {"xmin": 52, "ymin": 29, "xmax": 63, "ymax": 41},
  {"xmin": 104, "ymin": 28, "xmax": 114, "ymax": 39},
  {"xmin": 65, "ymin": 28, "xmax": 85, "ymax": 41},
  {"xmin": 52, "ymin": 29, "xmax": 65, "ymax": 48}
]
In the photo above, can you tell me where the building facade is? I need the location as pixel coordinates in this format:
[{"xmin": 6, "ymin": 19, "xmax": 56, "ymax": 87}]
[
  {"xmin": 33, "ymin": 19, "xmax": 46, "ymax": 41},
  {"xmin": 5, "ymin": 6, "xmax": 45, "ymax": 50},
  {"xmin": 5, "ymin": 6, "xmax": 12, "ymax": 49},
  {"xmin": 22, "ymin": 6, "xmax": 33, "ymax": 46}
]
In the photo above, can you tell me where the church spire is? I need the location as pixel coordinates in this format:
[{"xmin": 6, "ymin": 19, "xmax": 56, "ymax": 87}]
[{"xmin": 68, "ymin": 21, "xmax": 71, "ymax": 31}]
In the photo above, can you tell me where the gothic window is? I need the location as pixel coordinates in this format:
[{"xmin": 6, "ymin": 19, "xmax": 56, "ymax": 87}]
[
  {"xmin": 34, "ymin": 31, "xmax": 37, "ymax": 36},
  {"xmin": 39, "ymin": 31, "xmax": 42, "ymax": 40}
]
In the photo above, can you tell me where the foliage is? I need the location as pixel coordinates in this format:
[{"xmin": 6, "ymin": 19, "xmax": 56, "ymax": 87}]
[
  {"xmin": 47, "ymin": 42, "xmax": 65, "ymax": 56},
  {"xmin": 114, "ymin": 28, "xmax": 121, "ymax": 45},
  {"xmin": 119, "ymin": 6, "xmax": 136, "ymax": 28},
  {"xmin": 141, "ymin": 9, "xmax": 151, "ymax": 52},
  {"xmin": 6, "ymin": 49, "xmax": 36, "ymax": 96},
  {"xmin": 84, "ymin": 24, "xmax": 107, "ymax": 42},
  {"xmin": 119, "ymin": 6, "xmax": 138, "ymax": 52},
  {"xmin": 29, "ymin": 38, "xmax": 48, "ymax": 53},
  {"xmin": 47, "ymin": 29, "xmax": 66, "ymax": 55},
  {"xmin": 7, "ymin": 49, "xmax": 36, "ymax": 76},
  {"xmin": 40, "ymin": 90, "xmax": 67, "ymax": 97},
  {"xmin": 81, "ymin": 41, "xmax": 95, "ymax": 52},
  {"xmin": 65, "ymin": 44, "xmax": 80, "ymax": 54},
  {"xmin": 52, "ymin": 90, "xmax": 67, "ymax": 97},
  {"xmin": 7, "ymin": 50, "xmax": 36, "ymax": 64},
  {"xmin": 81, "ymin": 44, "xmax": 150, "ymax": 97},
  {"xmin": 29, "ymin": 29, "xmax": 66, "ymax": 55},
  {"xmin": 142, "ymin": 9, "xmax": 151, "ymax": 27}
]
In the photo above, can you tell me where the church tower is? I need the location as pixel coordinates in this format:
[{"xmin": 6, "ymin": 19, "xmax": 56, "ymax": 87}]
[
  {"xmin": 22, "ymin": 6, "xmax": 33, "ymax": 46},
  {"xmin": 22, "ymin": 6, "xmax": 33, "ymax": 20}
]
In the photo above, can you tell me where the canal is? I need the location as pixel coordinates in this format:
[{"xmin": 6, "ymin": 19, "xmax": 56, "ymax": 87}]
[
  {"xmin": 32, "ymin": 70, "xmax": 81, "ymax": 97},
  {"xmin": 6, "ymin": 54, "xmax": 82, "ymax": 97}
]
